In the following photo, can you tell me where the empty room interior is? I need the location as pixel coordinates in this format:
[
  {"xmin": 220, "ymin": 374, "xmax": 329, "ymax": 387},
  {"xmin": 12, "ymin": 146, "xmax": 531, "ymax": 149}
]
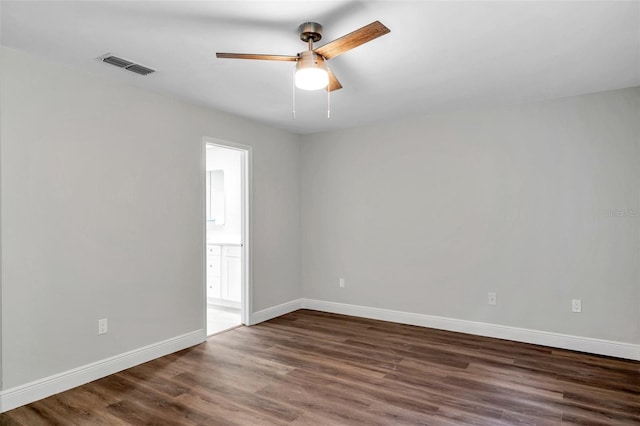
[{"xmin": 0, "ymin": 1, "xmax": 639, "ymax": 425}]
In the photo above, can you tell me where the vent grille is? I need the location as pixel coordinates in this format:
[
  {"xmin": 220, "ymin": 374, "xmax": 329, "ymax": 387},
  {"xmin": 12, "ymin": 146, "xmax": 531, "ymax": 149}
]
[
  {"xmin": 98, "ymin": 54, "xmax": 156, "ymax": 76},
  {"xmin": 102, "ymin": 56, "xmax": 133, "ymax": 68},
  {"xmin": 125, "ymin": 64, "xmax": 155, "ymax": 76}
]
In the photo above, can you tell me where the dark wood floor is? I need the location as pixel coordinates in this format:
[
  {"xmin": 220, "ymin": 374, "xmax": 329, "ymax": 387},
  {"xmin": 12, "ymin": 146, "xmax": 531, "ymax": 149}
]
[{"xmin": 2, "ymin": 310, "xmax": 639, "ymax": 425}]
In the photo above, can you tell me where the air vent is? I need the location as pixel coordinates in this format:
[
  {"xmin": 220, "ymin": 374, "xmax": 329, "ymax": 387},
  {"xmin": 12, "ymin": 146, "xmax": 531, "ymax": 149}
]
[
  {"xmin": 102, "ymin": 55, "xmax": 133, "ymax": 68},
  {"xmin": 98, "ymin": 54, "xmax": 156, "ymax": 76},
  {"xmin": 125, "ymin": 64, "xmax": 155, "ymax": 76}
]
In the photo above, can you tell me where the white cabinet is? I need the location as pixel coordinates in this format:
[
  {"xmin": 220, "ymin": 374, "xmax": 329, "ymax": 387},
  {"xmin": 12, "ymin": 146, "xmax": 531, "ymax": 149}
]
[{"xmin": 207, "ymin": 244, "xmax": 241, "ymax": 306}]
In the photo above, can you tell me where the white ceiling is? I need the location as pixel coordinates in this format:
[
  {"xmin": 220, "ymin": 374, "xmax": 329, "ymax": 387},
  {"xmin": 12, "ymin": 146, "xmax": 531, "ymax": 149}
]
[{"xmin": 2, "ymin": 1, "xmax": 639, "ymax": 134}]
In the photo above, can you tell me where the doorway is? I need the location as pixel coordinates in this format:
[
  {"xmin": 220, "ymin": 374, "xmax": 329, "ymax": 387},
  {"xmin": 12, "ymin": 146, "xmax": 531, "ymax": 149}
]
[{"xmin": 204, "ymin": 140, "xmax": 250, "ymax": 335}]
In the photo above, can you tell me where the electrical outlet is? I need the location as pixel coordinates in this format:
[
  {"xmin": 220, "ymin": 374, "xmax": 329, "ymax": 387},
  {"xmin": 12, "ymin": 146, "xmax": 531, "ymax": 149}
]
[
  {"xmin": 488, "ymin": 292, "xmax": 497, "ymax": 305},
  {"xmin": 339, "ymin": 278, "xmax": 345, "ymax": 288},
  {"xmin": 571, "ymin": 299, "xmax": 582, "ymax": 313},
  {"xmin": 98, "ymin": 318, "xmax": 108, "ymax": 335}
]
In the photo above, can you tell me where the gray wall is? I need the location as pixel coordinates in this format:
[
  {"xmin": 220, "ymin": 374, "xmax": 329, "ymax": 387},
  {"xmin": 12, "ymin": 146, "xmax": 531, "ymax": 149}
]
[
  {"xmin": 0, "ymin": 47, "xmax": 301, "ymax": 389},
  {"xmin": 301, "ymin": 87, "xmax": 639, "ymax": 345}
]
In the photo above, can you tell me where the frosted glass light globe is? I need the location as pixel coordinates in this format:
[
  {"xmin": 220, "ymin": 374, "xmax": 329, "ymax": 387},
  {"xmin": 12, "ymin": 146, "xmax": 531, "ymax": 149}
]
[
  {"xmin": 295, "ymin": 67, "xmax": 329, "ymax": 90},
  {"xmin": 295, "ymin": 51, "xmax": 329, "ymax": 91}
]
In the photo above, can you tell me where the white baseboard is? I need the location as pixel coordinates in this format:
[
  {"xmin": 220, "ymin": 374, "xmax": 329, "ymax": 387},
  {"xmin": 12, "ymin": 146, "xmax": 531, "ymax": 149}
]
[
  {"xmin": 250, "ymin": 298, "xmax": 303, "ymax": 325},
  {"xmin": 301, "ymin": 299, "xmax": 640, "ymax": 361},
  {"xmin": 0, "ymin": 330, "xmax": 205, "ymax": 413}
]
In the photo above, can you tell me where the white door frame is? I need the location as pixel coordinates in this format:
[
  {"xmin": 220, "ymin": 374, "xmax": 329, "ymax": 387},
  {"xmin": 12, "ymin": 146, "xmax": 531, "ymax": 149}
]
[{"xmin": 203, "ymin": 137, "xmax": 252, "ymax": 326}]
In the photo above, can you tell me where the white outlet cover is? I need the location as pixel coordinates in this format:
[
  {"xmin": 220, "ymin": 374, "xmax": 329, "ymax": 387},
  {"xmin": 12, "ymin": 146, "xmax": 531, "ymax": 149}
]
[
  {"xmin": 571, "ymin": 299, "xmax": 582, "ymax": 313},
  {"xmin": 98, "ymin": 318, "xmax": 108, "ymax": 334}
]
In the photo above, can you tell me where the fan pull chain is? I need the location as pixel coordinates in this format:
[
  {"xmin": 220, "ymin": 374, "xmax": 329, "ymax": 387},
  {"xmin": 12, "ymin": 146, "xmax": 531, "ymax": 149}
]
[
  {"xmin": 327, "ymin": 86, "xmax": 331, "ymax": 119},
  {"xmin": 292, "ymin": 65, "xmax": 296, "ymax": 120}
]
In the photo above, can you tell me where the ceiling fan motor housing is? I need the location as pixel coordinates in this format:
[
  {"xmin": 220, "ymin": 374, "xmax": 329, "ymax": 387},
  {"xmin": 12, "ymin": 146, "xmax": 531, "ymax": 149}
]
[
  {"xmin": 297, "ymin": 51, "xmax": 326, "ymax": 67},
  {"xmin": 298, "ymin": 22, "xmax": 323, "ymax": 43}
]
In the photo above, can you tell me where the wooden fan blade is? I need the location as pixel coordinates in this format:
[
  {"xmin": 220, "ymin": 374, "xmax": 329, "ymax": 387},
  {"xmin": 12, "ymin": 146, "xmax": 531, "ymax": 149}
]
[
  {"xmin": 314, "ymin": 21, "xmax": 390, "ymax": 60},
  {"xmin": 216, "ymin": 53, "xmax": 298, "ymax": 62},
  {"xmin": 326, "ymin": 67, "xmax": 343, "ymax": 92}
]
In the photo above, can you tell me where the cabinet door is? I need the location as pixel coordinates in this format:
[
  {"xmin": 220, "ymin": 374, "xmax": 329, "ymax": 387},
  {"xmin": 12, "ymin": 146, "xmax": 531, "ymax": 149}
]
[
  {"xmin": 206, "ymin": 254, "xmax": 221, "ymax": 298},
  {"xmin": 221, "ymin": 246, "xmax": 242, "ymax": 302},
  {"xmin": 222, "ymin": 255, "xmax": 242, "ymax": 302}
]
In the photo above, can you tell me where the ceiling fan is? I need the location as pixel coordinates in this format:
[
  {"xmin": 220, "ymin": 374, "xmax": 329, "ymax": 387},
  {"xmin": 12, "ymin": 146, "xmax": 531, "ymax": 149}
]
[{"xmin": 216, "ymin": 21, "xmax": 390, "ymax": 92}]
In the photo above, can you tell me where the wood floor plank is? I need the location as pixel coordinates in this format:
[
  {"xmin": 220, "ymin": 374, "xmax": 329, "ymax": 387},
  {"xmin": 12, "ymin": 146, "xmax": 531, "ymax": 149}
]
[
  {"xmin": 35, "ymin": 392, "xmax": 127, "ymax": 426},
  {"xmin": 0, "ymin": 415, "xmax": 25, "ymax": 426},
  {"xmin": 172, "ymin": 372, "xmax": 302, "ymax": 422},
  {"xmin": 1, "ymin": 309, "xmax": 638, "ymax": 425},
  {"xmin": 431, "ymin": 406, "xmax": 515, "ymax": 426},
  {"xmin": 255, "ymin": 382, "xmax": 377, "ymax": 425},
  {"xmin": 282, "ymin": 364, "xmax": 476, "ymax": 419},
  {"xmin": 175, "ymin": 386, "xmax": 293, "ymax": 426},
  {"xmin": 105, "ymin": 399, "xmax": 186, "ymax": 426}
]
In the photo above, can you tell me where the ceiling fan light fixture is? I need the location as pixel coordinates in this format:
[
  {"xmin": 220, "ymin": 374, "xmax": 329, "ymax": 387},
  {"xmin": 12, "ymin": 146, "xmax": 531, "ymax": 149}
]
[{"xmin": 295, "ymin": 51, "xmax": 329, "ymax": 91}]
